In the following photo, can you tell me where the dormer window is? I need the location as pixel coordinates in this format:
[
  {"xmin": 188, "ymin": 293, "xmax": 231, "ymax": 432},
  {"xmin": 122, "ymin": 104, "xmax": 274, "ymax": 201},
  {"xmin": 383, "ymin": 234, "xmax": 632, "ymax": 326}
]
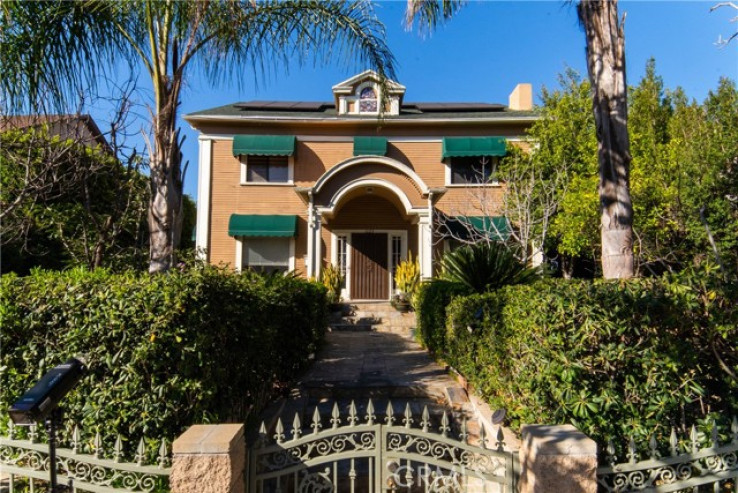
[
  {"xmin": 359, "ymin": 87, "xmax": 378, "ymax": 113},
  {"xmin": 332, "ymin": 70, "xmax": 405, "ymax": 116}
]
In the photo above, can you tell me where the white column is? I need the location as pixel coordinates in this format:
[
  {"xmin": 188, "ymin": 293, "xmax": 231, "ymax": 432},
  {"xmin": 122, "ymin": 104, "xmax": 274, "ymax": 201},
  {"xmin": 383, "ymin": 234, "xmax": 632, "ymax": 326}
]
[
  {"xmin": 418, "ymin": 214, "xmax": 433, "ymax": 279},
  {"xmin": 195, "ymin": 138, "xmax": 212, "ymax": 261},
  {"xmin": 306, "ymin": 194, "xmax": 315, "ymax": 278},
  {"xmin": 314, "ymin": 214, "xmax": 323, "ymax": 280}
]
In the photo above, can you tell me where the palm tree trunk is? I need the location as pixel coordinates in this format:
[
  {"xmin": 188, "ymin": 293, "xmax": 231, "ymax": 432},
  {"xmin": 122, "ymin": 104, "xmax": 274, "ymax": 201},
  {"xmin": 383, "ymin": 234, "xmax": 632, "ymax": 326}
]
[
  {"xmin": 148, "ymin": 81, "xmax": 183, "ymax": 274},
  {"xmin": 579, "ymin": 0, "xmax": 634, "ymax": 279}
]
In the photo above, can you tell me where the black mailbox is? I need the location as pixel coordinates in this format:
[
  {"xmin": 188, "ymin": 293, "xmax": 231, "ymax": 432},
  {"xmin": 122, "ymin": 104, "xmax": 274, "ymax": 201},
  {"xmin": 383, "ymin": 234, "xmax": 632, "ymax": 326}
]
[{"xmin": 9, "ymin": 358, "xmax": 86, "ymax": 425}]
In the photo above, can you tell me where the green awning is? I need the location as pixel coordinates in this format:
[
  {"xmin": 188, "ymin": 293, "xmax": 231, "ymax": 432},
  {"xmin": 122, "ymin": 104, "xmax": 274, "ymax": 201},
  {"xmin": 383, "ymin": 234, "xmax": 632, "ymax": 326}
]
[
  {"xmin": 445, "ymin": 216, "xmax": 511, "ymax": 241},
  {"xmin": 232, "ymin": 135, "xmax": 295, "ymax": 156},
  {"xmin": 353, "ymin": 136, "xmax": 387, "ymax": 156},
  {"xmin": 442, "ymin": 137, "xmax": 507, "ymax": 158},
  {"xmin": 228, "ymin": 214, "xmax": 297, "ymax": 237}
]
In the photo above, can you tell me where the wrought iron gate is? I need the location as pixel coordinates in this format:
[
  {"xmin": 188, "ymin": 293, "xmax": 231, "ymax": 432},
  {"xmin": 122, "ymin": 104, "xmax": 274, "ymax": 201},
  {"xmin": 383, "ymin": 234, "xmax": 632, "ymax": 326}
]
[{"xmin": 247, "ymin": 400, "xmax": 516, "ymax": 493}]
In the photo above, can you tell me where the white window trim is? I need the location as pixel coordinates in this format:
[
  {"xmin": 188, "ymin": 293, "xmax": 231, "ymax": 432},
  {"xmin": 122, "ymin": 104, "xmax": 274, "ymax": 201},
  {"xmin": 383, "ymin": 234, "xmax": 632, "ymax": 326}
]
[
  {"xmin": 345, "ymin": 82, "xmax": 381, "ymax": 115},
  {"xmin": 235, "ymin": 237, "xmax": 295, "ymax": 273},
  {"xmin": 444, "ymin": 157, "xmax": 501, "ymax": 187},
  {"xmin": 239, "ymin": 155, "xmax": 294, "ymax": 186},
  {"xmin": 331, "ymin": 229, "xmax": 408, "ymax": 301}
]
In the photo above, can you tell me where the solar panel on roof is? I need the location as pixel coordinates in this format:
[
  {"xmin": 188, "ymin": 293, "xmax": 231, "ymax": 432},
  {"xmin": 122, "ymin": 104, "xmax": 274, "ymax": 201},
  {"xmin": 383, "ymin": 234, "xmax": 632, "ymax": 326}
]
[
  {"xmin": 404, "ymin": 102, "xmax": 505, "ymax": 112},
  {"xmin": 233, "ymin": 101, "xmax": 333, "ymax": 111}
]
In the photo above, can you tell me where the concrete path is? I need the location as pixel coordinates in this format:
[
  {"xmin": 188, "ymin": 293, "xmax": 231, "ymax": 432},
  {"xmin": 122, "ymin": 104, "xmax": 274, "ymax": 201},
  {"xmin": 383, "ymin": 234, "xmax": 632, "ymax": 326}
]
[
  {"xmin": 299, "ymin": 331, "xmax": 457, "ymax": 400},
  {"xmin": 259, "ymin": 328, "xmax": 520, "ymax": 450}
]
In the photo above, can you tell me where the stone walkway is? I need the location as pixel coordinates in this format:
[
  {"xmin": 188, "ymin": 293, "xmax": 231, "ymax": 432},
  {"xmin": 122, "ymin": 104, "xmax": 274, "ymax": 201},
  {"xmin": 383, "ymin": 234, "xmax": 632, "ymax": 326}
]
[
  {"xmin": 299, "ymin": 331, "xmax": 457, "ymax": 399},
  {"xmin": 260, "ymin": 328, "xmax": 520, "ymax": 450}
]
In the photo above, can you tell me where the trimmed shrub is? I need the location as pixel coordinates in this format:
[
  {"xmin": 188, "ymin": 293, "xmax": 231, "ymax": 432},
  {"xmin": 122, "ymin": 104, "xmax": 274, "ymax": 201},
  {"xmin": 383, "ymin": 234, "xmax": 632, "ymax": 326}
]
[
  {"xmin": 0, "ymin": 266, "xmax": 327, "ymax": 443},
  {"xmin": 418, "ymin": 267, "xmax": 737, "ymax": 449},
  {"xmin": 414, "ymin": 280, "xmax": 470, "ymax": 354}
]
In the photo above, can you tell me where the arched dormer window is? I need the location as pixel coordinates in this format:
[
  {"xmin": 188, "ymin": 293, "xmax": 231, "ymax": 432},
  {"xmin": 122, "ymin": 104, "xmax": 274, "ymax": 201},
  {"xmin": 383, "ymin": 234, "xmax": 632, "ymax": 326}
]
[{"xmin": 359, "ymin": 86, "xmax": 378, "ymax": 113}]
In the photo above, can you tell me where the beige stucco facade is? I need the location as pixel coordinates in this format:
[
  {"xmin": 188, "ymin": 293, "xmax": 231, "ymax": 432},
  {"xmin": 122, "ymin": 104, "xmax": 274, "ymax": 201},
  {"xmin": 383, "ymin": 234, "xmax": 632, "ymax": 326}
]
[{"xmin": 185, "ymin": 71, "xmax": 536, "ymax": 301}]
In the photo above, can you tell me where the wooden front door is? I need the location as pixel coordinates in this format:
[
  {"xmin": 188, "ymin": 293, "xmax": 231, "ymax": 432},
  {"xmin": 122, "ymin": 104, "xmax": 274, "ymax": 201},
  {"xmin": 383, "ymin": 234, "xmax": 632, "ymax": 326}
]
[{"xmin": 351, "ymin": 233, "xmax": 388, "ymax": 300}]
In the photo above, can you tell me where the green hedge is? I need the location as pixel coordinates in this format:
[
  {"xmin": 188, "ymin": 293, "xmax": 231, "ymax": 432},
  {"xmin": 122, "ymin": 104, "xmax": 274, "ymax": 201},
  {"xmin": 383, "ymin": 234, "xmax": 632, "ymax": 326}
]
[
  {"xmin": 0, "ymin": 266, "xmax": 327, "ymax": 444},
  {"xmin": 417, "ymin": 268, "xmax": 738, "ymax": 448},
  {"xmin": 415, "ymin": 280, "xmax": 470, "ymax": 353}
]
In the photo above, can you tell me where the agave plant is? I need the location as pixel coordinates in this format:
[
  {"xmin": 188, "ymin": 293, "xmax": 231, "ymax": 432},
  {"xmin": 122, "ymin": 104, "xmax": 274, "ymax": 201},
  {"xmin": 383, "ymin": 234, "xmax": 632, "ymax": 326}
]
[{"xmin": 440, "ymin": 242, "xmax": 540, "ymax": 293}]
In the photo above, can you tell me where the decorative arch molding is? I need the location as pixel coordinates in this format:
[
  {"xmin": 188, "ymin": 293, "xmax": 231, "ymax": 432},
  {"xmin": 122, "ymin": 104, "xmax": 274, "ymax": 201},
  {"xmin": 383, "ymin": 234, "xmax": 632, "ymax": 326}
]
[
  {"xmin": 317, "ymin": 178, "xmax": 424, "ymax": 218},
  {"xmin": 312, "ymin": 156, "xmax": 430, "ymax": 197}
]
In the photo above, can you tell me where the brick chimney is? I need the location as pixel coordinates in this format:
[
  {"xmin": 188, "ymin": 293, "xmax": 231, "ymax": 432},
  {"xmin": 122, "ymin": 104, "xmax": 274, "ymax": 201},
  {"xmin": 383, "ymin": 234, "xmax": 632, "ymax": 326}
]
[{"xmin": 508, "ymin": 83, "xmax": 533, "ymax": 111}]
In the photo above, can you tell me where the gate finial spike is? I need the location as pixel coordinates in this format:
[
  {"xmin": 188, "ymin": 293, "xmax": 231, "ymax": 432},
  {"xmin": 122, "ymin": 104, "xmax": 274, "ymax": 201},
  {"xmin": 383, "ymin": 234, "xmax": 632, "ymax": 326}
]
[
  {"xmin": 732, "ymin": 416, "xmax": 738, "ymax": 444},
  {"xmin": 93, "ymin": 430, "xmax": 103, "ymax": 459},
  {"xmin": 331, "ymin": 402, "xmax": 341, "ymax": 429},
  {"xmin": 7, "ymin": 419, "xmax": 15, "ymax": 440},
  {"xmin": 385, "ymin": 401, "xmax": 395, "ymax": 425},
  {"xmin": 158, "ymin": 439, "xmax": 169, "ymax": 468},
  {"xmin": 627, "ymin": 436, "xmax": 638, "ymax": 463},
  {"xmin": 479, "ymin": 423, "xmax": 488, "ymax": 449},
  {"xmin": 114, "ymin": 435, "xmax": 124, "ymax": 463},
  {"xmin": 690, "ymin": 425, "xmax": 699, "ymax": 453},
  {"xmin": 292, "ymin": 413, "xmax": 303, "ymax": 440},
  {"xmin": 711, "ymin": 419, "xmax": 719, "ymax": 447},
  {"xmin": 72, "ymin": 424, "xmax": 81, "ymax": 454},
  {"xmin": 257, "ymin": 422, "xmax": 268, "ymax": 447},
  {"xmin": 648, "ymin": 435, "xmax": 659, "ymax": 459},
  {"xmin": 403, "ymin": 403, "xmax": 414, "ymax": 429},
  {"xmin": 311, "ymin": 407, "xmax": 322, "ymax": 434},
  {"xmin": 460, "ymin": 418, "xmax": 468, "ymax": 444},
  {"xmin": 421, "ymin": 406, "xmax": 430, "ymax": 433},
  {"xmin": 348, "ymin": 400, "xmax": 358, "ymax": 426},
  {"xmin": 275, "ymin": 418, "xmax": 286, "ymax": 443},
  {"xmin": 29, "ymin": 424, "xmax": 38, "ymax": 443},
  {"xmin": 669, "ymin": 428, "xmax": 679, "ymax": 456},
  {"xmin": 440, "ymin": 411, "xmax": 450, "ymax": 437},
  {"xmin": 495, "ymin": 426, "xmax": 505, "ymax": 451},
  {"xmin": 366, "ymin": 399, "xmax": 376, "ymax": 425},
  {"xmin": 135, "ymin": 437, "xmax": 146, "ymax": 465},
  {"xmin": 606, "ymin": 439, "xmax": 617, "ymax": 465}
]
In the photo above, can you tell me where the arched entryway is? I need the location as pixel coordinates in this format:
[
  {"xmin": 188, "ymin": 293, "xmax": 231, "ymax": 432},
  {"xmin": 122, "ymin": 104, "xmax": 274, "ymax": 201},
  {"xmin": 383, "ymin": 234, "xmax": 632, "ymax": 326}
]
[
  {"xmin": 328, "ymin": 190, "xmax": 416, "ymax": 300},
  {"xmin": 301, "ymin": 156, "xmax": 438, "ymax": 298}
]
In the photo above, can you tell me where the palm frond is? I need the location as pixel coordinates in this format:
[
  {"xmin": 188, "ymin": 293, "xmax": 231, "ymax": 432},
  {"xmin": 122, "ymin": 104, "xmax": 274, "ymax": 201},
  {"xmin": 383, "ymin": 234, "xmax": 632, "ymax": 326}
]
[
  {"xmin": 440, "ymin": 242, "xmax": 540, "ymax": 293},
  {"xmin": 404, "ymin": 0, "xmax": 465, "ymax": 35},
  {"xmin": 1, "ymin": 1, "xmax": 128, "ymax": 114}
]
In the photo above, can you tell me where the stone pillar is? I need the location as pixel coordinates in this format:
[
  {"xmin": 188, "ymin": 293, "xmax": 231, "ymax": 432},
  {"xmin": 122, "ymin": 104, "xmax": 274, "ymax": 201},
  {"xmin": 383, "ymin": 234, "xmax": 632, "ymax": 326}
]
[
  {"xmin": 518, "ymin": 424, "xmax": 597, "ymax": 493},
  {"xmin": 170, "ymin": 424, "xmax": 245, "ymax": 493}
]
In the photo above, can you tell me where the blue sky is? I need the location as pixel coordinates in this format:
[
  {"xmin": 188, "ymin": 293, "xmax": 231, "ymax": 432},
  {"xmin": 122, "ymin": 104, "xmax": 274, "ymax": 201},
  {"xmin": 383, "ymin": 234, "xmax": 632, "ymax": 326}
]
[{"xmin": 94, "ymin": 1, "xmax": 738, "ymax": 200}]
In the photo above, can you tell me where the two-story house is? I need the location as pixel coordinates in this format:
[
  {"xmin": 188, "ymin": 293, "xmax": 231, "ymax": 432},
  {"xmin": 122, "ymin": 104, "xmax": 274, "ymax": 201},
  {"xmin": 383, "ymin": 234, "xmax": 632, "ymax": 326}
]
[{"xmin": 184, "ymin": 71, "xmax": 537, "ymax": 301}]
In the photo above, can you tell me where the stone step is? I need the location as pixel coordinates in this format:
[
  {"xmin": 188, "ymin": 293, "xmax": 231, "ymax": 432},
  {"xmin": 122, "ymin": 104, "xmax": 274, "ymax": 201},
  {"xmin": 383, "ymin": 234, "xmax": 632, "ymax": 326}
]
[
  {"xmin": 346, "ymin": 315, "xmax": 415, "ymax": 327},
  {"xmin": 328, "ymin": 323, "xmax": 374, "ymax": 332}
]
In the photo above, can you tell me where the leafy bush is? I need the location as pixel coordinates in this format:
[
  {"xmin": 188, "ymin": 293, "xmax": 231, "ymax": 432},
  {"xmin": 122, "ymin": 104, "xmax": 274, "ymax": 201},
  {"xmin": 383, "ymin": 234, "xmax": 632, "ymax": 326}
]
[
  {"xmin": 0, "ymin": 266, "xmax": 328, "ymax": 444},
  {"xmin": 419, "ymin": 266, "xmax": 737, "ymax": 449},
  {"xmin": 414, "ymin": 280, "xmax": 470, "ymax": 354},
  {"xmin": 440, "ymin": 242, "xmax": 540, "ymax": 293}
]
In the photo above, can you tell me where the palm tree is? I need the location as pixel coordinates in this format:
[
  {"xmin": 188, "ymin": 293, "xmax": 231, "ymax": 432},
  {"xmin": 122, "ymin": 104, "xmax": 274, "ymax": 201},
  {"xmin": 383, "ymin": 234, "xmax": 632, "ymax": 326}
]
[
  {"xmin": 1, "ymin": 0, "xmax": 396, "ymax": 273},
  {"xmin": 405, "ymin": 0, "xmax": 635, "ymax": 279}
]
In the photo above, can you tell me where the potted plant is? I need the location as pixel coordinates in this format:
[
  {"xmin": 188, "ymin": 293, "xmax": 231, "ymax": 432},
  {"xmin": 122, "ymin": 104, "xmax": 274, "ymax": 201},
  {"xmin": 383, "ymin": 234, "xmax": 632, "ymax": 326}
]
[
  {"xmin": 393, "ymin": 253, "xmax": 420, "ymax": 312},
  {"xmin": 321, "ymin": 263, "xmax": 344, "ymax": 312}
]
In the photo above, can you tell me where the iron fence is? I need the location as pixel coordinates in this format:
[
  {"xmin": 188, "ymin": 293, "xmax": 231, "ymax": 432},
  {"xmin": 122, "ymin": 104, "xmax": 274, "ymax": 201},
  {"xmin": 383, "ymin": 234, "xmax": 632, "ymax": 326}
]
[
  {"xmin": 0, "ymin": 419, "xmax": 171, "ymax": 493},
  {"xmin": 597, "ymin": 417, "xmax": 738, "ymax": 493}
]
